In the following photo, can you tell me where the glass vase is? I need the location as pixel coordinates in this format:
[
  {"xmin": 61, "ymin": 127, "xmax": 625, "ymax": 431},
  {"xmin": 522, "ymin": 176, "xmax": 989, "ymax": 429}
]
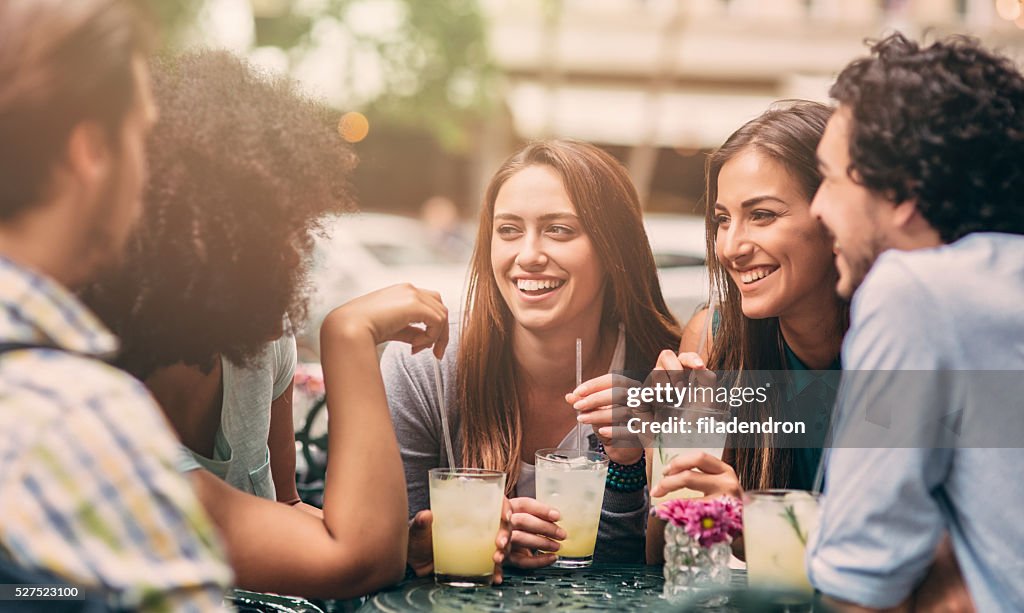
[{"xmin": 662, "ymin": 523, "xmax": 732, "ymax": 601}]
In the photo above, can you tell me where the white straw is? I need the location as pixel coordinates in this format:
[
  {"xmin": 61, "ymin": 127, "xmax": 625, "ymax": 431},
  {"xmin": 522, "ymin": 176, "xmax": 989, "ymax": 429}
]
[
  {"xmin": 812, "ymin": 392, "xmax": 833, "ymax": 495},
  {"xmin": 433, "ymin": 357, "xmax": 456, "ymax": 469},
  {"xmin": 576, "ymin": 338, "xmax": 584, "ymax": 451},
  {"xmin": 811, "ymin": 448, "xmax": 828, "ymax": 495}
]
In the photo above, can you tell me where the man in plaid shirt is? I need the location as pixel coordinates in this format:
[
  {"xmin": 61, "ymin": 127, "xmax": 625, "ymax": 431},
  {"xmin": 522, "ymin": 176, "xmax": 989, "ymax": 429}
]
[{"xmin": 0, "ymin": 1, "xmax": 231, "ymax": 609}]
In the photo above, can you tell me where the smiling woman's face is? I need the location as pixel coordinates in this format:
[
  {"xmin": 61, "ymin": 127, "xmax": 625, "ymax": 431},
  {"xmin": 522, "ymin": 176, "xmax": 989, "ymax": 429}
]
[
  {"xmin": 713, "ymin": 147, "xmax": 835, "ymax": 321},
  {"xmin": 490, "ymin": 164, "xmax": 605, "ymax": 333}
]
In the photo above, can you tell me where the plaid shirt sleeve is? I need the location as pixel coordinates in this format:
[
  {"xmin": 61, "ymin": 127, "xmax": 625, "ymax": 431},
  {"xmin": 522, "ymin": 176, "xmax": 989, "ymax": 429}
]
[{"xmin": 0, "ymin": 356, "xmax": 233, "ymax": 612}]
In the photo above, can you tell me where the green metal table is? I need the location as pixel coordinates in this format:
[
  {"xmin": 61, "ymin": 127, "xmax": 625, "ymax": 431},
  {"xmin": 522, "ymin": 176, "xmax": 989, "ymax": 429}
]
[
  {"xmin": 357, "ymin": 564, "xmax": 761, "ymax": 612},
  {"xmin": 227, "ymin": 565, "xmax": 827, "ymax": 612}
]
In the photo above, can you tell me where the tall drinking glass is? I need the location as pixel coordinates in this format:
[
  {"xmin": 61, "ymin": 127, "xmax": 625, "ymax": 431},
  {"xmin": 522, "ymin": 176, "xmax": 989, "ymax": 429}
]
[
  {"xmin": 649, "ymin": 404, "xmax": 730, "ymax": 507},
  {"xmin": 534, "ymin": 448, "xmax": 609, "ymax": 568},
  {"xmin": 429, "ymin": 468, "xmax": 506, "ymax": 587},
  {"xmin": 743, "ymin": 489, "xmax": 821, "ymax": 599}
]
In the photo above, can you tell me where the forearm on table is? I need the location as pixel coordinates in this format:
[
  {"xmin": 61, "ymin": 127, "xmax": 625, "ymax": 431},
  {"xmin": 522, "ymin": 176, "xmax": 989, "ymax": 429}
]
[
  {"xmin": 268, "ymin": 382, "xmax": 302, "ymax": 506},
  {"xmin": 320, "ymin": 323, "xmax": 409, "ymax": 577},
  {"xmin": 820, "ymin": 596, "xmax": 910, "ymax": 613},
  {"xmin": 646, "ymin": 515, "xmax": 665, "ymax": 564},
  {"xmin": 191, "ymin": 469, "xmax": 399, "ymax": 599}
]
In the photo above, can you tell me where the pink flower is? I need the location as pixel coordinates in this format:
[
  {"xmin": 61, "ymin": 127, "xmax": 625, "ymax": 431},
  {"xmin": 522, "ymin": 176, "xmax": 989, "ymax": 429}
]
[
  {"xmin": 293, "ymin": 363, "xmax": 326, "ymax": 396},
  {"xmin": 655, "ymin": 496, "xmax": 743, "ymax": 547}
]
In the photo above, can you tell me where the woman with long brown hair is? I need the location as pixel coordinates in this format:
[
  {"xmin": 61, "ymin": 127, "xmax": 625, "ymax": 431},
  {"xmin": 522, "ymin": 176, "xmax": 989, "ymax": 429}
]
[
  {"xmin": 382, "ymin": 139, "xmax": 680, "ymax": 570},
  {"xmin": 587, "ymin": 101, "xmax": 847, "ymax": 562}
]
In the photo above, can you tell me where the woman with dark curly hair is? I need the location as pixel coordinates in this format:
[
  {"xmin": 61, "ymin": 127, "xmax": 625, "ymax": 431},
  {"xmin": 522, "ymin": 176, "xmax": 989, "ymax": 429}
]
[{"xmin": 80, "ymin": 50, "xmax": 468, "ymax": 599}]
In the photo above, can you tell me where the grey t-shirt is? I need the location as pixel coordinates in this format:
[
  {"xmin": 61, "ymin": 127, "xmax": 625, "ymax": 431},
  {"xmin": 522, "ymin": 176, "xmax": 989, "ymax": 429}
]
[
  {"xmin": 177, "ymin": 334, "xmax": 296, "ymax": 500},
  {"xmin": 381, "ymin": 324, "xmax": 648, "ymax": 563}
]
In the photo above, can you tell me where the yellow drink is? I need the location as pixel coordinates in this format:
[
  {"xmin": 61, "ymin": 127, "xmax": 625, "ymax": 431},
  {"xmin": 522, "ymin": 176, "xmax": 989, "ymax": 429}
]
[
  {"xmin": 648, "ymin": 403, "xmax": 730, "ymax": 507},
  {"xmin": 743, "ymin": 490, "xmax": 821, "ymax": 597},
  {"xmin": 429, "ymin": 468, "xmax": 506, "ymax": 587},
  {"xmin": 554, "ymin": 517, "xmax": 602, "ymax": 558},
  {"xmin": 535, "ymin": 449, "xmax": 608, "ymax": 568},
  {"xmin": 432, "ymin": 531, "xmax": 498, "ymax": 577}
]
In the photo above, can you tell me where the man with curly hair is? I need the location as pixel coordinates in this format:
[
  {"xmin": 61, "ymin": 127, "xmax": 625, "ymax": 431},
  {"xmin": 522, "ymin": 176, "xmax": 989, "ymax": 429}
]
[
  {"xmin": 81, "ymin": 50, "xmax": 489, "ymax": 599},
  {"xmin": 808, "ymin": 33, "xmax": 1024, "ymax": 611},
  {"xmin": 0, "ymin": 1, "xmax": 231, "ymax": 609}
]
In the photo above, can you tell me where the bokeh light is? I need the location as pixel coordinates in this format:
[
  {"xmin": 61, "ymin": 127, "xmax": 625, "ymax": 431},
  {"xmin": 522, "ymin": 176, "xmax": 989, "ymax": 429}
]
[
  {"xmin": 338, "ymin": 111, "xmax": 370, "ymax": 143},
  {"xmin": 996, "ymin": 0, "xmax": 1022, "ymax": 21}
]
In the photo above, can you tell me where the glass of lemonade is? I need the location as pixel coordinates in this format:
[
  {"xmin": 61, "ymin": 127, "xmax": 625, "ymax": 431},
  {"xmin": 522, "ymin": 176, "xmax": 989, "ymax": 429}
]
[
  {"xmin": 534, "ymin": 448, "xmax": 609, "ymax": 568},
  {"xmin": 743, "ymin": 490, "xmax": 821, "ymax": 598},
  {"xmin": 649, "ymin": 404, "xmax": 730, "ymax": 507},
  {"xmin": 428, "ymin": 468, "xmax": 506, "ymax": 587}
]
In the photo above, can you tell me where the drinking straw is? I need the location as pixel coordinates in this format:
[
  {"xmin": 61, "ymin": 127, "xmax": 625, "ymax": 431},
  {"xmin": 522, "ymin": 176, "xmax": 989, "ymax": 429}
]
[
  {"xmin": 666, "ymin": 291, "xmax": 720, "ymax": 461},
  {"xmin": 811, "ymin": 409, "xmax": 834, "ymax": 495},
  {"xmin": 433, "ymin": 357, "xmax": 456, "ymax": 470},
  {"xmin": 576, "ymin": 337, "xmax": 584, "ymax": 451},
  {"xmin": 811, "ymin": 449, "xmax": 827, "ymax": 495},
  {"xmin": 663, "ymin": 294, "xmax": 720, "ymax": 459}
]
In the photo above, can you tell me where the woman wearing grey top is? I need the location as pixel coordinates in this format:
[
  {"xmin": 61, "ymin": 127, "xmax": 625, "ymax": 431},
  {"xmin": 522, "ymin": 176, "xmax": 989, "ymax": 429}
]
[{"xmin": 382, "ymin": 140, "xmax": 680, "ymax": 573}]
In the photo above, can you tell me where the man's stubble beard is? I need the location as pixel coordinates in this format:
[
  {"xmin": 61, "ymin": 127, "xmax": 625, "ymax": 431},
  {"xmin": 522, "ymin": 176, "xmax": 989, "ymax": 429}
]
[{"xmin": 77, "ymin": 155, "xmax": 140, "ymax": 284}]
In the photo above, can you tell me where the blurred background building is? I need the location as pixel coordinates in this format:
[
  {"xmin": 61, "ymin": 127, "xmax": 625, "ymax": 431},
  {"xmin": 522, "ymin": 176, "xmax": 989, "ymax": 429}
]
[
  {"xmin": 148, "ymin": 0, "xmax": 1024, "ymax": 345},
  {"xmin": 152, "ymin": 0, "xmax": 1024, "ymax": 216},
  {"xmin": 483, "ymin": 0, "xmax": 1024, "ymax": 213}
]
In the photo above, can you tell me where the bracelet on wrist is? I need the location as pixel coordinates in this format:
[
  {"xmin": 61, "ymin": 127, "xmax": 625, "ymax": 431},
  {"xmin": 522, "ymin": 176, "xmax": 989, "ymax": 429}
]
[{"xmin": 596, "ymin": 442, "xmax": 646, "ymax": 493}]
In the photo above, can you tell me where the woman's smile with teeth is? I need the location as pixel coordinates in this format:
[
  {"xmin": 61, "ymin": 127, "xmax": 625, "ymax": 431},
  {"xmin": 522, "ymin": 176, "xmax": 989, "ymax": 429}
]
[
  {"xmin": 738, "ymin": 267, "xmax": 778, "ymax": 285},
  {"xmin": 517, "ymin": 278, "xmax": 565, "ymax": 292}
]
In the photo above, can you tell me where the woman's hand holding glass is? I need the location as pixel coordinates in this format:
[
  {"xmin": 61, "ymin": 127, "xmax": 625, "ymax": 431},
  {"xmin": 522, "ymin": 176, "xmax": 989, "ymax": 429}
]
[
  {"xmin": 649, "ymin": 450, "xmax": 741, "ymax": 500},
  {"xmin": 507, "ymin": 497, "xmax": 564, "ymax": 569},
  {"xmin": 647, "ymin": 350, "xmax": 740, "ymax": 500},
  {"xmin": 407, "ymin": 497, "xmax": 513, "ymax": 584}
]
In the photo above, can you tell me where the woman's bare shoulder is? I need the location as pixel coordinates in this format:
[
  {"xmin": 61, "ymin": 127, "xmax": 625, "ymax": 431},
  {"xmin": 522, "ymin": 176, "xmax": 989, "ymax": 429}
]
[{"xmin": 679, "ymin": 307, "xmax": 712, "ymax": 357}]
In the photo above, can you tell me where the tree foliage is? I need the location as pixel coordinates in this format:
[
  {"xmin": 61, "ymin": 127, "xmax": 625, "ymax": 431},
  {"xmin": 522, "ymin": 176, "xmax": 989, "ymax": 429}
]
[{"xmin": 142, "ymin": 0, "xmax": 495, "ymax": 153}]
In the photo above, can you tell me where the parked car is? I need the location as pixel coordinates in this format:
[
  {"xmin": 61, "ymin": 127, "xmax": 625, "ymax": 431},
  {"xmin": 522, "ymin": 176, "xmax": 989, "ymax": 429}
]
[
  {"xmin": 645, "ymin": 213, "xmax": 710, "ymax": 323},
  {"xmin": 299, "ymin": 212, "xmax": 472, "ymax": 358}
]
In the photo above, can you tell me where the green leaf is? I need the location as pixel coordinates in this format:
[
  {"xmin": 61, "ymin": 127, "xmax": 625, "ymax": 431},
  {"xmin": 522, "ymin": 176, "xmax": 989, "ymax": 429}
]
[{"xmin": 781, "ymin": 505, "xmax": 807, "ymax": 546}]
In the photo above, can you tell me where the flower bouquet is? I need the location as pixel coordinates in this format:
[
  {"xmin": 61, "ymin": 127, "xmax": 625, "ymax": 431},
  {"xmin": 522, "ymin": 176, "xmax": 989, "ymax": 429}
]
[{"xmin": 656, "ymin": 496, "xmax": 742, "ymax": 600}]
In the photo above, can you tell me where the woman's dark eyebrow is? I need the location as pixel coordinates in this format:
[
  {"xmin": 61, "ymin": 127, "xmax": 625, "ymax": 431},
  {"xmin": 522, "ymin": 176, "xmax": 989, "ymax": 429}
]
[
  {"xmin": 741, "ymin": 196, "xmax": 787, "ymax": 207},
  {"xmin": 537, "ymin": 212, "xmax": 578, "ymax": 222},
  {"xmin": 714, "ymin": 196, "xmax": 787, "ymax": 210},
  {"xmin": 493, "ymin": 212, "xmax": 579, "ymax": 222}
]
